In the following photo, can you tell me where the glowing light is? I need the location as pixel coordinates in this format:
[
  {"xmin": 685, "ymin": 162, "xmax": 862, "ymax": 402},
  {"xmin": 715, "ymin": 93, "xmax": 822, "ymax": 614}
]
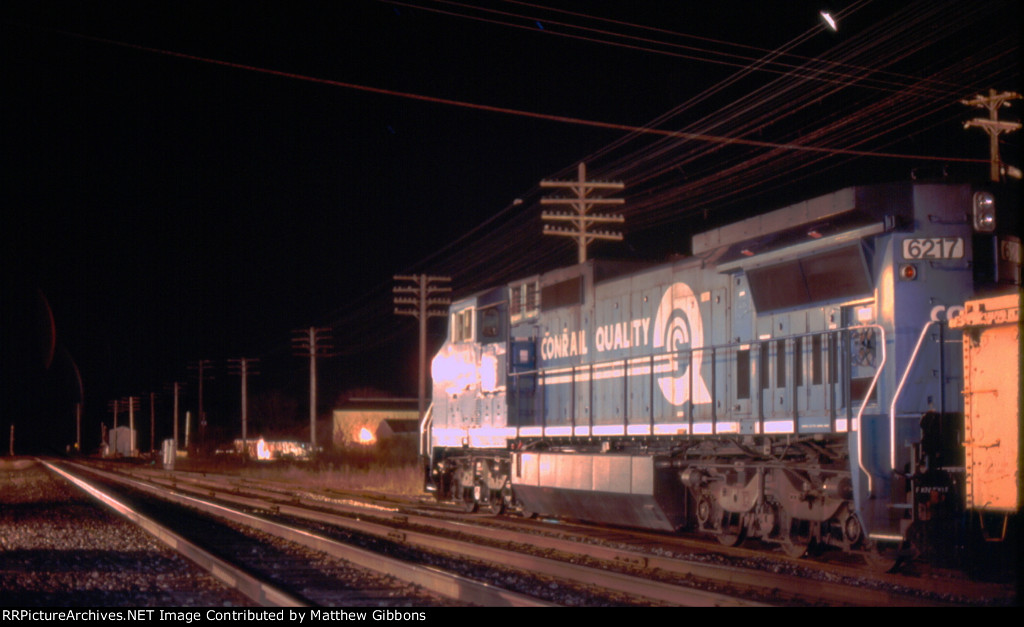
[
  {"xmin": 256, "ymin": 438, "xmax": 271, "ymax": 460},
  {"xmin": 357, "ymin": 427, "xmax": 376, "ymax": 445},
  {"xmin": 820, "ymin": 11, "xmax": 838, "ymax": 31}
]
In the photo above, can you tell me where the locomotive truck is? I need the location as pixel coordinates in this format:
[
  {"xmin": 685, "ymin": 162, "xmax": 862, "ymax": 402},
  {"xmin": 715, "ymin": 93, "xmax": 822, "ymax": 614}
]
[{"xmin": 420, "ymin": 180, "xmax": 1020, "ymax": 565}]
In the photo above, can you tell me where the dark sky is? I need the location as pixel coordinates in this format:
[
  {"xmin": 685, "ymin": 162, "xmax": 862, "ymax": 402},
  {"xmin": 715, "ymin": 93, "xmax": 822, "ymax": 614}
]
[{"xmin": 2, "ymin": 1, "xmax": 1019, "ymax": 452}]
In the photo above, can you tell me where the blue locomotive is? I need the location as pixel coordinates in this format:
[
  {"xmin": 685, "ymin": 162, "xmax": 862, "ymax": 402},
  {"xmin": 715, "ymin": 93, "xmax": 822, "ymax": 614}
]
[{"xmin": 421, "ymin": 180, "xmax": 1021, "ymax": 564}]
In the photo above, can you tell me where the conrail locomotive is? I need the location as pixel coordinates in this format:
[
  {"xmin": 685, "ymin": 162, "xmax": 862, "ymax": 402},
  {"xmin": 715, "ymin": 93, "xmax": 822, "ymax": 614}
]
[{"xmin": 420, "ymin": 180, "xmax": 1021, "ymax": 566}]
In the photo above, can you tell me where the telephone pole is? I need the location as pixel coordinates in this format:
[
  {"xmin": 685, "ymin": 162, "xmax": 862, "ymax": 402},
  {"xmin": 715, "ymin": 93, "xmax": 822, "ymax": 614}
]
[
  {"xmin": 541, "ymin": 162, "xmax": 625, "ymax": 263},
  {"xmin": 148, "ymin": 392, "xmax": 157, "ymax": 454},
  {"xmin": 292, "ymin": 327, "xmax": 334, "ymax": 453},
  {"xmin": 394, "ymin": 274, "xmax": 451, "ymax": 419},
  {"xmin": 121, "ymin": 396, "xmax": 140, "ymax": 457},
  {"xmin": 106, "ymin": 399, "xmax": 119, "ymax": 455},
  {"xmin": 228, "ymin": 358, "xmax": 260, "ymax": 457},
  {"xmin": 188, "ymin": 360, "xmax": 214, "ymax": 451},
  {"xmin": 166, "ymin": 381, "xmax": 186, "ymax": 450},
  {"xmin": 962, "ymin": 89, "xmax": 1022, "ymax": 181}
]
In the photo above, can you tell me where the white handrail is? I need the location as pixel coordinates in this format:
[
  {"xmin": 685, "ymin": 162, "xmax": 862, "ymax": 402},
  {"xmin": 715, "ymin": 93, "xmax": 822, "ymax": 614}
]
[
  {"xmin": 889, "ymin": 320, "xmax": 940, "ymax": 474},
  {"xmin": 418, "ymin": 404, "xmax": 433, "ymax": 459},
  {"xmin": 854, "ymin": 324, "xmax": 888, "ymax": 494}
]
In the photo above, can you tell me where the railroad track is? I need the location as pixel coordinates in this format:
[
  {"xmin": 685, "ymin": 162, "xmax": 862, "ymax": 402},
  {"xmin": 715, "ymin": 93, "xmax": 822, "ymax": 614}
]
[
  {"xmin": 42, "ymin": 461, "xmax": 458, "ymax": 607},
  {"xmin": 42, "ymin": 461, "xmax": 542, "ymax": 607},
  {"xmin": 68, "ymin": 460, "xmax": 1015, "ymax": 606},
  {"xmin": 103, "ymin": 461, "xmax": 1015, "ymax": 606},
  {"xmin": 55, "ymin": 460, "xmax": 774, "ymax": 606}
]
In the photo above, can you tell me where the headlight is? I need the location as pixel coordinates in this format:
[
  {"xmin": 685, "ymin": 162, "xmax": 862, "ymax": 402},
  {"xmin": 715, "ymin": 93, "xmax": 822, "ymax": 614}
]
[{"xmin": 973, "ymin": 191, "xmax": 996, "ymax": 232}]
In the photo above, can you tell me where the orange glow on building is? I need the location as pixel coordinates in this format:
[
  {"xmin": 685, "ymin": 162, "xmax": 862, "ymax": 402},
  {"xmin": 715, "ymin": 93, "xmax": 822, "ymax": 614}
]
[{"xmin": 357, "ymin": 427, "xmax": 376, "ymax": 445}]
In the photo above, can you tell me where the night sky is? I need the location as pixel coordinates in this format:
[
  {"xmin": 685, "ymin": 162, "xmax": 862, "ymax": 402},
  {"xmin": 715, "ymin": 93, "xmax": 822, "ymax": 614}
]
[{"xmin": 2, "ymin": 1, "xmax": 1019, "ymax": 453}]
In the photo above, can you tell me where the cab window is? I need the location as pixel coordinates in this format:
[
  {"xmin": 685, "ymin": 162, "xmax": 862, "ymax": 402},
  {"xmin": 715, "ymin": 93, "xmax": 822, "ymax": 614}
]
[
  {"xmin": 452, "ymin": 308, "xmax": 475, "ymax": 342},
  {"xmin": 478, "ymin": 306, "xmax": 505, "ymax": 344}
]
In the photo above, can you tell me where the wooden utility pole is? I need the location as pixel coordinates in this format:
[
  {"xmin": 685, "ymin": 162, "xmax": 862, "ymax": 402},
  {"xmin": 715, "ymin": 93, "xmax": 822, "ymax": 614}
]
[
  {"xmin": 228, "ymin": 358, "xmax": 260, "ymax": 457},
  {"xmin": 292, "ymin": 328, "xmax": 334, "ymax": 453},
  {"xmin": 107, "ymin": 399, "xmax": 120, "ymax": 455},
  {"xmin": 108, "ymin": 399, "xmax": 119, "ymax": 429},
  {"xmin": 122, "ymin": 396, "xmax": 140, "ymax": 456},
  {"xmin": 188, "ymin": 360, "xmax": 213, "ymax": 450},
  {"xmin": 149, "ymin": 392, "xmax": 156, "ymax": 454},
  {"xmin": 167, "ymin": 381, "xmax": 185, "ymax": 450},
  {"xmin": 962, "ymin": 89, "xmax": 1022, "ymax": 181},
  {"xmin": 541, "ymin": 162, "xmax": 625, "ymax": 263},
  {"xmin": 394, "ymin": 274, "xmax": 451, "ymax": 419}
]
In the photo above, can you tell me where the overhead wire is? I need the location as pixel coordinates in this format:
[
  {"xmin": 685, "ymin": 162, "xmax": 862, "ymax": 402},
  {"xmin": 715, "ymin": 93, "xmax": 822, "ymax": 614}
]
[
  {"xmin": 265, "ymin": 0, "xmax": 1023, "ymax": 381},
  {"xmin": 385, "ymin": 0, "xmax": 963, "ymax": 98},
  {"xmin": 15, "ymin": 1, "xmax": 1015, "ymax": 385}
]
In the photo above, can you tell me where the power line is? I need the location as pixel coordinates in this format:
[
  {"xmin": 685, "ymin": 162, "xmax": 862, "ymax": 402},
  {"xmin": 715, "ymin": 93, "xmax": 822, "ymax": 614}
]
[{"xmin": 36, "ymin": 23, "xmax": 990, "ymax": 167}]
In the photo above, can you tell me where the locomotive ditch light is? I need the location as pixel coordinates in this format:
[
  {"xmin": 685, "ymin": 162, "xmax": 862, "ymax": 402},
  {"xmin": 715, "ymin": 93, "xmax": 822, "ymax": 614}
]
[
  {"xmin": 899, "ymin": 263, "xmax": 917, "ymax": 281},
  {"xmin": 972, "ymin": 191, "xmax": 996, "ymax": 232}
]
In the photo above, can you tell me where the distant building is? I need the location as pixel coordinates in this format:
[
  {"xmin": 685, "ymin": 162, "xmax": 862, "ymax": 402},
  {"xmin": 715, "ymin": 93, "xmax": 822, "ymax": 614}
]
[
  {"xmin": 107, "ymin": 426, "xmax": 135, "ymax": 457},
  {"xmin": 332, "ymin": 398, "xmax": 419, "ymax": 447},
  {"xmin": 376, "ymin": 418, "xmax": 419, "ymax": 442}
]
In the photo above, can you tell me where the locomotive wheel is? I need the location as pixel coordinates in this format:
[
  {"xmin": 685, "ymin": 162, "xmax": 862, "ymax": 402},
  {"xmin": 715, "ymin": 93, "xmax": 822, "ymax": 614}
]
[
  {"xmin": 455, "ymin": 478, "xmax": 478, "ymax": 513},
  {"xmin": 716, "ymin": 512, "xmax": 746, "ymax": 547},
  {"xmin": 696, "ymin": 497, "xmax": 713, "ymax": 526},
  {"xmin": 461, "ymin": 488, "xmax": 479, "ymax": 513},
  {"xmin": 864, "ymin": 541, "xmax": 904, "ymax": 573},
  {"xmin": 486, "ymin": 489, "xmax": 505, "ymax": 515},
  {"xmin": 781, "ymin": 518, "xmax": 814, "ymax": 558}
]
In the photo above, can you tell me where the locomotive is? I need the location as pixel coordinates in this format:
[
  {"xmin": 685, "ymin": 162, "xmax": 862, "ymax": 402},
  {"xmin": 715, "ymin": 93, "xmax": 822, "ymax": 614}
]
[{"xmin": 420, "ymin": 180, "xmax": 1021, "ymax": 565}]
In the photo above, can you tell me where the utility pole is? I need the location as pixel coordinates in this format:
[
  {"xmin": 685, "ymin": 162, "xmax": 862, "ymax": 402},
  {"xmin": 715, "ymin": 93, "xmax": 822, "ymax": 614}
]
[
  {"xmin": 122, "ymin": 396, "xmax": 140, "ymax": 457},
  {"xmin": 188, "ymin": 360, "xmax": 214, "ymax": 451},
  {"xmin": 228, "ymin": 358, "xmax": 260, "ymax": 457},
  {"xmin": 393, "ymin": 274, "xmax": 451, "ymax": 419},
  {"xmin": 167, "ymin": 381, "xmax": 185, "ymax": 450},
  {"xmin": 108, "ymin": 399, "xmax": 120, "ymax": 429},
  {"xmin": 962, "ymin": 89, "xmax": 1022, "ymax": 181},
  {"xmin": 146, "ymin": 392, "xmax": 162, "ymax": 454},
  {"xmin": 292, "ymin": 328, "xmax": 334, "ymax": 453},
  {"xmin": 75, "ymin": 402, "xmax": 82, "ymax": 454},
  {"xmin": 541, "ymin": 162, "xmax": 625, "ymax": 263},
  {"xmin": 107, "ymin": 399, "xmax": 120, "ymax": 455}
]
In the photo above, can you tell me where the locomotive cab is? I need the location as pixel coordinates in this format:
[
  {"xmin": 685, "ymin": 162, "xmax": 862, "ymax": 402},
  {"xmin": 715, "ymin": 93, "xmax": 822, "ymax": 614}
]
[{"xmin": 425, "ymin": 286, "xmax": 513, "ymax": 512}]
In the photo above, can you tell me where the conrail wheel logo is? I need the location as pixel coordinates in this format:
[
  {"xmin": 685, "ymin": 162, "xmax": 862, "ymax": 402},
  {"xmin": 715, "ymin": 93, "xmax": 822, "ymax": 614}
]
[{"xmin": 652, "ymin": 282, "xmax": 712, "ymax": 406}]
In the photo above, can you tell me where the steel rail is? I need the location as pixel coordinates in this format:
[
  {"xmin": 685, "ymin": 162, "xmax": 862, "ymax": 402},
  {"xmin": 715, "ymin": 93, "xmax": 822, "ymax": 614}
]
[
  {"xmin": 41, "ymin": 460, "xmax": 307, "ymax": 607},
  {"xmin": 61, "ymin": 461, "xmax": 551, "ymax": 607},
  {"xmin": 136, "ymin": 465, "xmax": 950, "ymax": 606},
  {"xmin": 116, "ymin": 463, "xmax": 1011, "ymax": 606},
  {"xmin": 89, "ymin": 462, "xmax": 767, "ymax": 606}
]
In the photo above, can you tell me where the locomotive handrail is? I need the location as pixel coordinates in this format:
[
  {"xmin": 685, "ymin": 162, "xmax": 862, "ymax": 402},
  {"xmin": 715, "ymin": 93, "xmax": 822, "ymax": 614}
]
[
  {"xmin": 852, "ymin": 324, "xmax": 887, "ymax": 495},
  {"xmin": 509, "ymin": 327, "xmax": 885, "ymax": 439},
  {"xmin": 419, "ymin": 404, "xmax": 433, "ymax": 459},
  {"xmin": 507, "ymin": 322, "xmax": 891, "ymax": 492},
  {"xmin": 888, "ymin": 319, "xmax": 940, "ymax": 474}
]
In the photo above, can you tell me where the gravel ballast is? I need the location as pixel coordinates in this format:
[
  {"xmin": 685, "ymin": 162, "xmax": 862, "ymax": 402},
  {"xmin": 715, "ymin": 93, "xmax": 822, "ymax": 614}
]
[{"xmin": 0, "ymin": 459, "xmax": 253, "ymax": 607}]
